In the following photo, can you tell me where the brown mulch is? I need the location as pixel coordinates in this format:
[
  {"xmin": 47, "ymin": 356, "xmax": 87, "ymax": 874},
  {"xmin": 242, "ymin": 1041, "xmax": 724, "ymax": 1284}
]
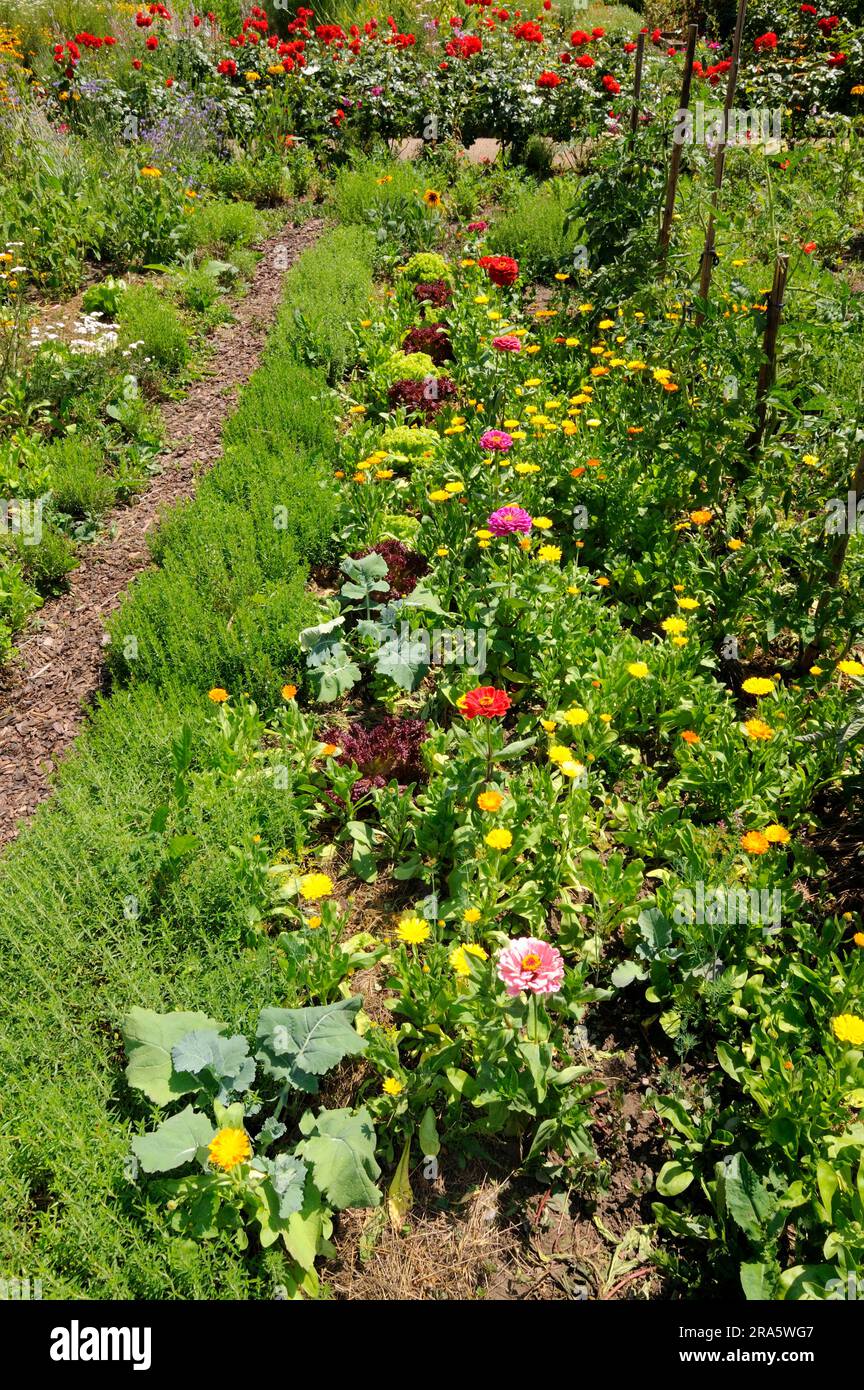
[{"xmin": 0, "ymin": 217, "xmax": 323, "ymax": 850}]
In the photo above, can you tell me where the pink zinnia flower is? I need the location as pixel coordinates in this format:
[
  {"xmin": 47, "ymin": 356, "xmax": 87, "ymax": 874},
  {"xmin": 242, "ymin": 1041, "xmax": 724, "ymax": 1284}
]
[
  {"xmin": 467, "ymin": 220, "xmax": 489, "ymax": 232},
  {"xmin": 479, "ymin": 428, "xmax": 514, "ymax": 452},
  {"xmin": 487, "ymin": 505, "xmax": 532, "ymax": 535},
  {"xmin": 497, "ymin": 938, "xmax": 565, "ymax": 996},
  {"xmin": 492, "ymin": 334, "xmax": 521, "ymax": 352}
]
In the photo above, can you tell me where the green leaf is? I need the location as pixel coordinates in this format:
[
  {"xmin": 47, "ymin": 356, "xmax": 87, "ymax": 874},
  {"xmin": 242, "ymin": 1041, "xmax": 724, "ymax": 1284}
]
[
  {"xmin": 130, "ymin": 1105, "xmax": 215, "ymax": 1174},
  {"xmin": 296, "ymin": 1106, "xmax": 381, "ymax": 1210},
  {"xmin": 387, "ymin": 1137, "xmax": 413, "ymax": 1229},
  {"xmin": 721, "ymin": 1153, "xmax": 776, "ymax": 1243},
  {"xmin": 740, "ymin": 1262, "xmax": 778, "ymax": 1301},
  {"xmin": 656, "ymin": 1160, "xmax": 694, "ymax": 1196},
  {"xmin": 123, "ymin": 1007, "xmax": 224, "ymax": 1104},
  {"xmin": 256, "ymin": 997, "xmax": 367, "ymax": 1094},
  {"xmin": 419, "ymin": 1107, "xmax": 440, "ymax": 1158}
]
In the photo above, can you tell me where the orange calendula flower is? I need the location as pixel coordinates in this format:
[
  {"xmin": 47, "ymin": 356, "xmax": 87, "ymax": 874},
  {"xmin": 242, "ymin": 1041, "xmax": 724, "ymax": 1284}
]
[
  {"xmin": 689, "ymin": 509, "xmax": 713, "ymax": 525},
  {"xmin": 281, "ymin": 684, "xmax": 298, "ymax": 701},
  {"xmin": 477, "ymin": 790, "xmax": 504, "ymax": 812},
  {"xmin": 741, "ymin": 831, "xmax": 770, "ymax": 855},
  {"xmin": 208, "ymin": 687, "xmax": 229, "ymax": 703},
  {"xmin": 680, "ymin": 730, "xmax": 700, "ymax": 744}
]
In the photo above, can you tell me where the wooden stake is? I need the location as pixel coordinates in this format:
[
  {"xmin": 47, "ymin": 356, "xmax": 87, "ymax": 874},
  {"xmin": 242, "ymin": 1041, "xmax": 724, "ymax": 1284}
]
[
  {"xmin": 800, "ymin": 446, "xmax": 864, "ymax": 671},
  {"xmin": 747, "ymin": 253, "xmax": 789, "ymax": 453},
  {"xmin": 659, "ymin": 24, "xmax": 699, "ymax": 255},
  {"xmin": 694, "ymin": 0, "xmax": 748, "ymax": 325},
  {"xmin": 629, "ymin": 31, "xmax": 646, "ymax": 136}
]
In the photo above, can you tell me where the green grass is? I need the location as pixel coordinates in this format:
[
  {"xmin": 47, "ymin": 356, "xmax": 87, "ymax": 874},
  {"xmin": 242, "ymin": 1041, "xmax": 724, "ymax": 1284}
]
[{"xmin": 0, "ymin": 224, "xmax": 376, "ymax": 1299}]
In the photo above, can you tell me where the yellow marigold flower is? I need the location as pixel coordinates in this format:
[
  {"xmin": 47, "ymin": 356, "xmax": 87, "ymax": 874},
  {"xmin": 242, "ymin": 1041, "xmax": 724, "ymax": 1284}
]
[
  {"xmin": 548, "ymin": 744, "xmax": 571, "ymax": 764},
  {"xmin": 397, "ymin": 917, "xmax": 431, "ymax": 945},
  {"xmin": 299, "ymin": 872, "xmax": 334, "ymax": 901},
  {"xmin": 428, "ymin": 489, "xmax": 451, "ymax": 503},
  {"xmin": 450, "ymin": 942, "xmax": 488, "ymax": 976},
  {"xmin": 727, "ymin": 538, "xmax": 744, "ymax": 551},
  {"xmin": 832, "ymin": 1014, "xmax": 864, "ymax": 1046},
  {"xmin": 463, "ymin": 908, "xmax": 481, "ymax": 924},
  {"xmin": 744, "ymin": 718, "xmax": 773, "ymax": 740},
  {"xmin": 485, "ymin": 828, "xmax": 512, "ymax": 851},
  {"xmin": 307, "ymin": 915, "xmax": 322, "ymax": 929},
  {"xmin": 383, "ymin": 1077, "xmax": 404, "ymax": 1096},
  {"xmin": 627, "ymin": 662, "xmax": 649, "ymax": 679},
  {"xmin": 208, "ymin": 1128, "xmax": 252, "ymax": 1171},
  {"xmin": 742, "ymin": 677, "xmax": 775, "ymax": 696},
  {"xmin": 677, "ymin": 597, "xmax": 699, "ymax": 610},
  {"xmin": 477, "ymin": 790, "xmax": 504, "ymax": 812},
  {"xmin": 837, "ymin": 660, "xmax": 864, "ymax": 677},
  {"xmin": 537, "ymin": 544, "xmax": 562, "ymax": 563},
  {"xmin": 562, "ymin": 706, "xmax": 589, "ymax": 726},
  {"xmin": 661, "ymin": 617, "xmax": 687, "ymax": 635},
  {"xmin": 689, "ymin": 509, "xmax": 713, "ymax": 525},
  {"xmin": 595, "ymin": 576, "xmax": 610, "ymax": 588},
  {"xmin": 741, "ymin": 831, "xmax": 770, "ymax": 855},
  {"xmin": 533, "ymin": 517, "xmax": 553, "ymax": 530}
]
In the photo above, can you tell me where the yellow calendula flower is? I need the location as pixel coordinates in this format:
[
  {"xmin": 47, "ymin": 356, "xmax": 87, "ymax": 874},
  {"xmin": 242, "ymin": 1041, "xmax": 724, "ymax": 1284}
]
[
  {"xmin": 661, "ymin": 617, "xmax": 688, "ymax": 635},
  {"xmin": 463, "ymin": 907, "xmax": 481, "ymax": 924},
  {"xmin": 743, "ymin": 718, "xmax": 774, "ymax": 741},
  {"xmin": 763, "ymin": 825, "xmax": 791, "ymax": 844},
  {"xmin": 397, "ymin": 916, "xmax": 431, "ymax": 945},
  {"xmin": 677, "ymin": 597, "xmax": 699, "ymax": 610},
  {"xmin": 728, "ymin": 538, "xmax": 744, "ymax": 551},
  {"xmin": 537, "ymin": 544, "xmax": 562, "ymax": 563},
  {"xmin": 299, "ymin": 872, "xmax": 334, "ymax": 901},
  {"xmin": 689, "ymin": 509, "xmax": 713, "ymax": 525},
  {"xmin": 560, "ymin": 759, "xmax": 585, "ymax": 779},
  {"xmin": 548, "ymin": 744, "xmax": 571, "ymax": 764},
  {"xmin": 742, "ymin": 677, "xmax": 775, "ymax": 696},
  {"xmin": 208, "ymin": 687, "xmax": 229, "ymax": 703},
  {"xmin": 562, "ymin": 707, "xmax": 589, "ymax": 726},
  {"xmin": 208, "ymin": 1128, "xmax": 252, "ymax": 1172},
  {"xmin": 383, "ymin": 1077, "xmax": 404, "ymax": 1096},
  {"xmin": 140, "ymin": 166, "xmax": 162, "ymax": 178},
  {"xmin": 428, "ymin": 489, "xmax": 451, "ymax": 503},
  {"xmin": 485, "ymin": 828, "xmax": 512, "ymax": 850},
  {"xmin": 837, "ymin": 660, "xmax": 864, "ymax": 677},
  {"xmin": 627, "ymin": 662, "xmax": 649, "ymax": 679},
  {"xmin": 450, "ymin": 943, "xmax": 488, "ymax": 977},
  {"xmin": 832, "ymin": 1014, "xmax": 864, "ymax": 1047}
]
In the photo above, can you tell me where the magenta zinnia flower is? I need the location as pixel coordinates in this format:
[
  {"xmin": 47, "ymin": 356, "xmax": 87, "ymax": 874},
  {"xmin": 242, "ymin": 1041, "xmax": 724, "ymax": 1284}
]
[
  {"xmin": 479, "ymin": 428, "xmax": 513, "ymax": 453},
  {"xmin": 497, "ymin": 938, "xmax": 565, "ymax": 997},
  {"xmin": 492, "ymin": 334, "xmax": 521, "ymax": 352},
  {"xmin": 487, "ymin": 505, "xmax": 532, "ymax": 536}
]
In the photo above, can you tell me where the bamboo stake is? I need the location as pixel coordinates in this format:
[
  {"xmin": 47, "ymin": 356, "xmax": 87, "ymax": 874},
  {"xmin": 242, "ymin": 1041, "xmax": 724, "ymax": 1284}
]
[
  {"xmin": 800, "ymin": 446, "xmax": 864, "ymax": 671},
  {"xmin": 694, "ymin": 0, "xmax": 748, "ymax": 325},
  {"xmin": 629, "ymin": 31, "xmax": 646, "ymax": 135},
  {"xmin": 747, "ymin": 253, "xmax": 789, "ymax": 453},
  {"xmin": 659, "ymin": 24, "xmax": 699, "ymax": 255}
]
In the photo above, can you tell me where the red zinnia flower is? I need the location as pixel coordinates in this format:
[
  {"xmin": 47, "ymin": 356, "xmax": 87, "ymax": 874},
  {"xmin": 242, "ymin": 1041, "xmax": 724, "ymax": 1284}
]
[
  {"xmin": 460, "ymin": 686, "xmax": 511, "ymax": 719},
  {"xmin": 478, "ymin": 254, "xmax": 519, "ymax": 286}
]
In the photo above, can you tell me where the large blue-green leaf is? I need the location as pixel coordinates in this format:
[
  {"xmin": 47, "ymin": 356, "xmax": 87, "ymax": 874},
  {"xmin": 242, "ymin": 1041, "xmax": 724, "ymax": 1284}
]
[
  {"xmin": 256, "ymin": 997, "xmax": 367, "ymax": 1093},
  {"xmin": 170, "ymin": 1030, "xmax": 256, "ymax": 1105},
  {"xmin": 130, "ymin": 1105, "xmax": 215, "ymax": 1174},
  {"xmin": 123, "ymin": 1008, "xmax": 224, "ymax": 1104},
  {"xmin": 297, "ymin": 1106, "xmax": 381, "ymax": 1210}
]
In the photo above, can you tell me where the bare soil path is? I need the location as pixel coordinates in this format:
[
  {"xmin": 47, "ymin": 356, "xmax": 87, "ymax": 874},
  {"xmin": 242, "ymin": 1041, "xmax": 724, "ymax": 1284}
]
[{"xmin": 0, "ymin": 217, "xmax": 323, "ymax": 849}]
